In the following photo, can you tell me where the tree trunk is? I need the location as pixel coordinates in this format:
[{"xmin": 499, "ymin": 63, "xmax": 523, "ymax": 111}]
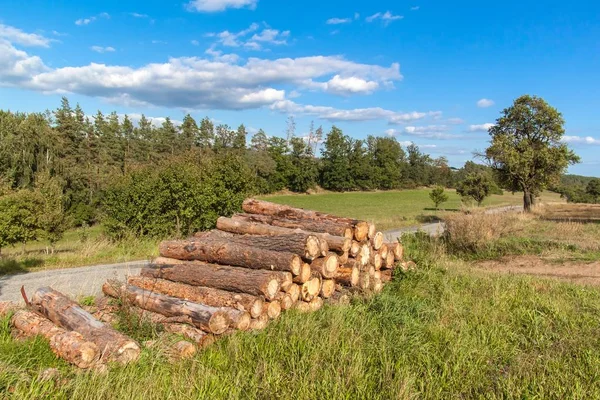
[
  {"xmin": 242, "ymin": 199, "xmax": 370, "ymax": 241},
  {"xmin": 102, "ymin": 282, "xmax": 242, "ymax": 334},
  {"xmin": 523, "ymin": 187, "xmax": 532, "ymax": 212},
  {"xmin": 142, "ymin": 261, "xmax": 281, "ymax": 301},
  {"xmin": 232, "ymin": 213, "xmax": 353, "ymax": 239},
  {"xmin": 31, "ymin": 287, "xmax": 140, "ymax": 364},
  {"xmin": 336, "ymin": 267, "xmax": 360, "ymax": 287},
  {"xmin": 159, "ymin": 239, "xmax": 302, "ymax": 276},
  {"xmin": 309, "ymin": 253, "xmax": 339, "ymax": 279},
  {"xmin": 12, "ymin": 310, "xmax": 99, "ymax": 369},
  {"xmin": 217, "ymin": 217, "xmax": 350, "ymax": 252},
  {"xmin": 128, "ymin": 276, "xmax": 264, "ymax": 319},
  {"xmin": 195, "ymin": 230, "xmax": 322, "ymax": 260},
  {"xmin": 358, "ymin": 271, "xmax": 370, "ymax": 291}
]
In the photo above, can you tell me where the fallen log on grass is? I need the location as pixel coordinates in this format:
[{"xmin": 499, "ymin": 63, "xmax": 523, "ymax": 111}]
[
  {"xmin": 31, "ymin": 287, "xmax": 140, "ymax": 364},
  {"xmin": 143, "ymin": 261, "xmax": 281, "ymax": 301},
  {"xmin": 159, "ymin": 239, "xmax": 302, "ymax": 276}
]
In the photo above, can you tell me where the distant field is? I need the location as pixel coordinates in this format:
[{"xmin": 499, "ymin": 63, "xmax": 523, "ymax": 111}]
[
  {"xmin": 539, "ymin": 203, "xmax": 600, "ymax": 222},
  {"xmin": 260, "ymin": 189, "xmax": 563, "ymax": 231}
]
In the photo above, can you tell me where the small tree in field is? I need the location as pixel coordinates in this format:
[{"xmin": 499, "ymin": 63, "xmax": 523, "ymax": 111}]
[
  {"xmin": 457, "ymin": 173, "xmax": 491, "ymax": 206},
  {"xmin": 586, "ymin": 179, "xmax": 600, "ymax": 203},
  {"xmin": 429, "ymin": 185, "xmax": 448, "ymax": 209}
]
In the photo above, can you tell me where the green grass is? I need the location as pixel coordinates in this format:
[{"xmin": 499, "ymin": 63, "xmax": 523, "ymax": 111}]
[
  {"xmin": 3, "ymin": 239, "xmax": 600, "ymax": 399},
  {"xmin": 0, "ymin": 225, "xmax": 158, "ymax": 276},
  {"xmin": 260, "ymin": 189, "xmax": 563, "ymax": 231}
]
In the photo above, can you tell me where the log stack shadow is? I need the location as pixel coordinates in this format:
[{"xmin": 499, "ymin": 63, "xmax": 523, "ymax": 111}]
[{"xmin": 2, "ymin": 198, "xmax": 415, "ymax": 369}]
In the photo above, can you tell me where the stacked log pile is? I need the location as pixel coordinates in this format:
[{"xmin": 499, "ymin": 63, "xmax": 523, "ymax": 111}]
[{"xmin": 3, "ymin": 198, "xmax": 413, "ymax": 369}]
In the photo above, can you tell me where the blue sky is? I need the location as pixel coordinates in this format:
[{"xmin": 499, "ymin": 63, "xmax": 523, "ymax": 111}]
[{"xmin": 1, "ymin": 0, "xmax": 599, "ymax": 176}]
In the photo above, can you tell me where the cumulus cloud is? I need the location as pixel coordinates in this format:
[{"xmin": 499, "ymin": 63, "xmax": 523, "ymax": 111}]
[
  {"xmin": 186, "ymin": 0, "xmax": 258, "ymax": 12},
  {"xmin": 0, "ymin": 39, "xmax": 49, "ymax": 85},
  {"xmin": 562, "ymin": 135, "xmax": 600, "ymax": 145},
  {"xmin": 90, "ymin": 45, "xmax": 115, "ymax": 53},
  {"xmin": 366, "ymin": 11, "xmax": 403, "ymax": 25},
  {"xmin": 303, "ymin": 75, "xmax": 379, "ymax": 95},
  {"xmin": 0, "ymin": 23, "xmax": 52, "ymax": 47},
  {"xmin": 468, "ymin": 123, "xmax": 494, "ymax": 132},
  {"xmin": 206, "ymin": 23, "xmax": 288, "ymax": 50},
  {"xmin": 75, "ymin": 12, "xmax": 110, "ymax": 26},
  {"xmin": 326, "ymin": 17, "xmax": 352, "ymax": 25},
  {"xmin": 477, "ymin": 98, "xmax": 494, "ymax": 108},
  {"xmin": 386, "ymin": 125, "xmax": 461, "ymax": 140}
]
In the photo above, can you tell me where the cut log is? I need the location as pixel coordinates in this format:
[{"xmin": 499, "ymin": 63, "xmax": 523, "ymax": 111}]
[
  {"xmin": 159, "ymin": 239, "xmax": 302, "ymax": 276},
  {"xmin": 350, "ymin": 241, "xmax": 361, "ymax": 258},
  {"xmin": 31, "ymin": 287, "xmax": 140, "ymax": 364},
  {"xmin": 336, "ymin": 250, "xmax": 349, "ymax": 264},
  {"xmin": 170, "ymin": 340, "xmax": 197, "ymax": 359},
  {"xmin": 274, "ymin": 292, "xmax": 294, "ymax": 310},
  {"xmin": 365, "ymin": 264, "xmax": 376, "ymax": 277},
  {"xmin": 285, "ymin": 283, "xmax": 300, "ymax": 303},
  {"xmin": 309, "ymin": 253, "xmax": 339, "ymax": 279},
  {"xmin": 386, "ymin": 242, "xmax": 404, "ymax": 261},
  {"xmin": 368, "ymin": 223, "xmax": 377, "ymax": 240},
  {"xmin": 249, "ymin": 315, "xmax": 269, "ymax": 330},
  {"xmin": 242, "ymin": 199, "xmax": 369, "ymax": 241},
  {"xmin": 294, "ymin": 301, "xmax": 311, "ymax": 313},
  {"xmin": 327, "ymin": 291, "xmax": 350, "ymax": 305},
  {"xmin": 370, "ymin": 252, "xmax": 382, "ymax": 271},
  {"xmin": 372, "ymin": 278, "xmax": 384, "ymax": 293},
  {"xmin": 370, "ymin": 232, "xmax": 384, "ymax": 250},
  {"xmin": 336, "ymin": 267, "xmax": 360, "ymax": 287},
  {"xmin": 263, "ymin": 301, "xmax": 281, "ymax": 320},
  {"xmin": 308, "ymin": 297, "xmax": 324, "ymax": 312},
  {"xmin": 373, "ymin": 270, "xmax": 381, "ymax": 281},
  {"xmin": 383, "ymin": 251, "xmax": 396, "ymax": 269},
  {"xmin": 0, "ymin": 301, "xmax": 18, "ymax": 316},
  {"xmin": 320, "ymin": 280, "xmax": 336, "ymax": 299},
  {"xmin": 358, "ymin": 272, "xmax": 371, "ymax": 291},
  {"xmin": 196, "ymin": 230, "xmax": 322, "ymax": 260},
  {"xmin": 162, "ymin": 323, "xmax": 214, "ymax": 348},
  {"xmin": 292, "ymin": 263, "xmax": 312, "ymax": 284},
  {"xmin": 378, "ymin": 244, "xmax": 389, "ymax": 261},
  {"xmin": 128, "ymin": 276, "xmax": 263, "ymax": 319},
  {"xmin": 320, "ymin": 234, "xmax": 352, "ymax": 253},
  {"xmin": 380, "ymin": 269, "xmax": 393, "ymax": 283},
  {"xmin": 142, "ymin": 261, "xmax": 281, "ymax": 301},
  {"xmin": 12, "ymin": 310, "xmax": 99, "ymax": 369},
  {"xmin": 102, "ymin": 283, "xmax": 233, "ymax": 335},
  {"xmin": 300, "ymin": 277, "xmax": 321, "ymax": 302},
  {"xmin": 232, "ymin": 213, "xmax": 354, "ymax": 238},
  {"xmin": 358, "ymin": 244, "xmax": 371, "ymax": 267}
]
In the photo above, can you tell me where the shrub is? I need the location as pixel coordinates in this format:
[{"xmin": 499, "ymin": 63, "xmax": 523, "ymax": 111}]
[{"xmin": 429, "ymin": 185, "xmax": 448, "ymax": 209}]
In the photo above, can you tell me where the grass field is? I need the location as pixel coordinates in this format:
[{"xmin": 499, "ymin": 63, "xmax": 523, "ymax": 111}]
[
  {"xmin": 260, "ymin": 189, "xmax": 563, "ymax": 231},
  {"xmin": 3, "ymin": 232, "xmax": 600, "ymax": 398}
]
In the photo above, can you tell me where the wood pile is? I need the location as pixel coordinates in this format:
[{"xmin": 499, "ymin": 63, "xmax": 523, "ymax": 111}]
[{"xmin": 2, "ymin": 198, "xmax": 413, "ymax": 369}]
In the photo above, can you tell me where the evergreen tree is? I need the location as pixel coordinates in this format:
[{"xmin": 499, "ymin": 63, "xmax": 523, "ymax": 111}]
[
  {"xmin": 197, "ymin": 117, "xmax": 214, "ymax": 148},
  {"xmin": 321, "ymin": 126, "xmax": 354, "ymax": 191},
  {"xmin": 250, "ymin": 129, "xmax": 268, "ymax": 151},
  {"xmin": 233, "ymin": 124, "xmax": 247, "ymax": 149},
  {"xmin": 181, "ymin": 114, "xmax": 199, "ymax": 151}
]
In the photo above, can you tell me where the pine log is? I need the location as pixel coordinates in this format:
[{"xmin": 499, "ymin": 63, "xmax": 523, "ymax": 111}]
[
  {"xmin": 232, "ymin": 213, "xmax": 354, "ymax": 239},
  {"xmin": 102, "ymin": 283, "xmax": 234, "ymax": 335},
  {"xmin": 371, "ymin": 232, "xmax": 384, "ymax": 250},
  {"xmin": 250, "ymin": 314, "xmax": 269, "ymax": 330},
  {"xmin": 292, "ymin": 263, "xmax": 312, "ymax": 284},
  {"xmin": 335, "ymin": 267, "xmax": 360, "ymax": 287},
  {"xmin": 242, "ymin": 199, "xmax": 369, "ymax": 241},
  {"xmin": 318, "ymin": 237, "xmax": 330, "ymax": 257},
  {"xmin": 274, "ymin": 292, "xmax": 294, "ymax": 310},
  {"xmin": 11, "ymin": 310, "xmax": 99, "ymax": 369},
  {"xmin": 320, "ymin": 280, "xmax": 336, "ymax": 299},
  {"xmin": 320, "ymin": 234, "xmax": 352, "ymax": 253},
  {"xmin": 170, "ymin": 341, "xmax": 197, "ymax": 360},
  {"xmin": 300, "ymin": 277, "xmax": 321, "ymax": 302},
  {"xmin": 358, "ymin": 244, "xmax": 371, "ymax": 267},
  {"xmin": 335, "ymin": 250, "xmax": 349, "ymax": 264},
  {"xmin": 31, "ymin": 287, "xmax": 140, "ymax": 364},
  {"xmin": 142, "ymin": 262, "xmax": 281, "ymax": 300},
  {"xmin": 263, "ymin": 301, "xmax": 282, "ymax": 320},
  {"xmin": 196, "ymin": 230, "xmax": 322, "ymax": 260},
  {"xmin": 308, "ymin": 297, "xmax": 324, "ymax": 312},
  {"xmin": 309, "ymin": 253, "xmax": 339, "ymax": 279},
  {"xmin": 373, "ymin": 270, "xmax": 382, "ymax": 281},
  {"xmin": 358, "ymin": 272, "xmax": 371, "ymax": 291},
  {"xmin": 378, "ymin": 244, "xmax": 389, "ymax": 261},
  {"xmin": 294, "ymin": 301, "xmax": 311, "ymax": 313},
  {"xmin": 383, "ymin": 251, "xmax": 396, "ymax": 269},
  {"xmin": 370, "ymin": 252, "xmax": 382, "ymax": 271},
  {"xmin": 386, "ymin": 242, "xmax": 404, "ymax": 261},
  {"xmin": 380, "ymin": 269, "xmax": 393, "ymax": 283},
  {"xmin": 159, "ymin": 239, "xmax": 302, "ymax": 276},
  {"xmin": 365, "ymin": 264, "xmax": 376, "ymax": 277},
  {"xmin": 128, "ymin": 276, "xmax": 263, "ymax": 319},
  {"xmin": 368, "ymin": 223, "xmax": 377, "ymax": 240},
  {"xmin": 350, "ymin": 241, "xmax": 361, "ymax": 257},
  {"xmin": 285, "ymin": 283, "xmax": 300, "ymax": 303}
]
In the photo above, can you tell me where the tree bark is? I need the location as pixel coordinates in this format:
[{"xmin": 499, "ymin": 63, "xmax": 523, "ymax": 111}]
[
  {"xmin": 159, "ymin": 239, "xmax": 302, "ymax": 276},
  {"xmin": 31, "ymin": 287, "xmax": 140, "ymax": 364},
  {"xmin": 128, "ymin": 276, "xmax": 264, "ymax": 319},
  {"xmin": 12, "ymin": 310, "xmax": 99, "ymax": 369},
  {"xmin": 102, "ymin": 282, "xmax": 239, "ymax": 334},
  {"xmin": 195, "ymin": 229, "xmax": 322, "ymax": 260},
  {"xmin": 336, "ymin": 267, "xmax": 359, "ymax": 287},
  {"xmin": 232, "ymin": 213, "xmax": 353, "ymax": 239},
  {"xmin": 309, "ymin": 253, "xmax": 339, "ymax": 279},
  {"xmin": 142, "ymin": 261, "xmax": 281, "ymax": 301},
  {"xmin": 242, "ymin": 199, "xmax": 369, "ymax": 241}
]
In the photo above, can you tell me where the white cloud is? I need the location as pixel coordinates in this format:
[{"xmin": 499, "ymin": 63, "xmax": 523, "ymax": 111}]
[
  {"xmin": 477, "ymin": 98, "xmax": 494, "ymax": 108},
  {"xmin": 326, "ymin": 17, "xmax": 352, "ymax": 25},
  {"xmin": 271, "ymin": 100, "xmax": 438, "ymax": 124},
  {"xmin": 0, "ymin": 39, "xmax": 48, "ymax": 85},
  {"xmin": 186, "ymin": 0, "xmax": 258, "ymax": 12},
  {"xmin": 562, "ymin": 136, "xmax": 600, "ymax": 145},
  {"xmin": 0, "ymin": 23, "xmax": 52, "ymax": 47},
  {"xmin": 396, "ymin": 125, "xmax": 461, "ymax": 139},
  {"xmin": 468, "ymin": 123, "xmax": 494, "ymax": 132},
  {"xmin": 75, "ymin": 12, "xmax": 110, "ymax": 26},
  {"xmin": 207, "ymin": 24, "xmax": 289, "ymax": 50},
  {"xmin": 410, "ymin": 6, "xmax": 420, "ymax": 11},
  {"xmin": 323, "ymin": 75, "xmax": 379, "ymax": 95},
  {"xmin": 130, "ymin": 12, "xmax": 149, "ymax": 18},
  {"xmin": 191, "ymin": 40, "xmax": 200, "ymax": 46},
  {"xmin": 366, "ymin": 11, "xmax": 403, "ymax": 25},
  {"xmin": 90, "ymin": 46, "xmax": 115, "ymax": 53}
]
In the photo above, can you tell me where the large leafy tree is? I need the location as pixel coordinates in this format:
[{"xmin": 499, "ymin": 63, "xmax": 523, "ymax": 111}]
[
  {"xmin": 485, "ymin": 95, "xmax": 579, "ymax": 211},
  {"xmin": 456, "ymin": 173, "xmax": 492, "ymax": 206}
]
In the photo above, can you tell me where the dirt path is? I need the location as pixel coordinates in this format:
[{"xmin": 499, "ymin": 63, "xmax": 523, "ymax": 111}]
[{"xmin": 475, "ymin": 255, "xmax": 600, "ymax": 286}]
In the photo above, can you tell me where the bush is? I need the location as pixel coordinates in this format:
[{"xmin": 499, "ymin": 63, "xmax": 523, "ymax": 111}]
[{"xmin": 101, "ymin": 153, "xmax": 255, "ymax": 240}]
